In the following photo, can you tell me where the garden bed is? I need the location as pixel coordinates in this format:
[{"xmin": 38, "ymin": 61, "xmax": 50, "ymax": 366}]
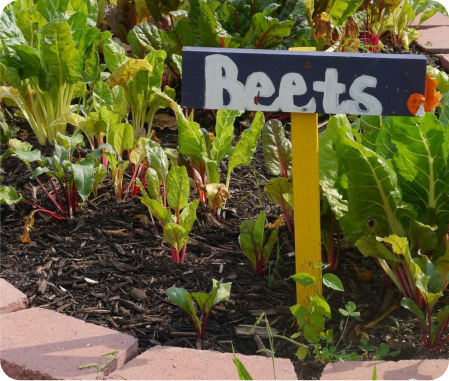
[{"xmin": 1, "ymin": 102, "xmax": 448, "ymax": 380}]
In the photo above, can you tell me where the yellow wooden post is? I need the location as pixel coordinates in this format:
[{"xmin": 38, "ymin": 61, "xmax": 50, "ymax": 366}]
[{"xmin": 289, "ymin": 47, "xmax": 322, "ymax": 306}]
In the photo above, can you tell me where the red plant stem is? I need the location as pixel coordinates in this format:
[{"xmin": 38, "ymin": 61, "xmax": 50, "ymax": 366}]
[
  {"xmin": 171, "ymin": 246, "xmax": 178, "ymax": 263},
  {"xmin": 124, "ymin": 163, "xmax": 141, "ymax": 201},
  {"xmin": 46, "ymin": 177, "xmax": 66, "ymax": 215},
  {"xmin": 22, "ymin": 201, "xmax": 65, "ymax": 220},
  {"xmin": 166, "ymin": 62, "xmax": 181, "ymax": 81},
  {"xmin": 34, "ymin": 176, "xmax": 66, "ymax": 215},
  {"xmin": 432, "ymin": 315, "xmax": 449, "ymax": 349},
  {"xmin": 280, "ymin": 196, "xmax": 294, "ymax": 236},
  {"xmin": 255, "ymin": 25, "xmax": 274, "ymax": 49},
  {"xmin": 398, "ymin": 267, "xmax": 414, "ymax": 298},
  {"xmin": 180, "ymin": 244, "xmax": 187, "ymax": 263}
]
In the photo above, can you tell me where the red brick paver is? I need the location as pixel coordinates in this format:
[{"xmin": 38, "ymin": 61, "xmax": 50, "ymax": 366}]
[
  {"xmin": 411, "ymin": 12, "xmax": 449, "ymax": 28},
  {"xmin": 320, "ymin": 359, "xmax": 449, "ymax": 380},
  {"xmin": 440, "ymin": 54, "xmax": 449, "ymax": 71},
  {"xmin": 106, "ymin": 346, "xmax": 297, "ymax": 380},
  {"xmin": 0, "ymin": 279, "xmax": 28, "ymax": 314},
  {"xmin": 0, "ymin": 308, "xmax": 138, "ymax": 379},
  {"xmin": 415, "ymin": 26, "xmax": 449, "ymax": 54}
]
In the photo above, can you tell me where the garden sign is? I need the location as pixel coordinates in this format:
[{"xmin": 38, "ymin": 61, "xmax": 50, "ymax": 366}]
[{"xmin": 181, "ymin": 46, "xmax": 427, "ymax": 305}]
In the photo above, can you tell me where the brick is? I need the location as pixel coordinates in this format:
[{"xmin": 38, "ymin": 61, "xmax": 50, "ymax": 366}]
[
  {"xmin": 410, "ymin": 12, "xmax": 449, "ymax": 28},
  {"xmin": 0, "ymin": 308, "xmax": 138, "ymax": 380},
  {"xmin": 320, "ymin": 360, "xmax": 449, "ymax": 380},
  {"xmin": 0, "ymin": 279, "xmax": 28, "ymax": 314},
  {"xmin": 106, "ymin": 346, "xmax": 297, "ymax": 380},
  {"xmin": 415, "ymin": 26, "xmax": 449, "ymax": 54},
  {"xmin": 440, "ymin": 54, "xmax": 449, "ymax": 71}
]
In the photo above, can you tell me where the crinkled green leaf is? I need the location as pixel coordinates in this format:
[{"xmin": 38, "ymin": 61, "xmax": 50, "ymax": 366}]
[
  {"xmin": 227, "ymin": 111, "xmax": 264, "ymax": 187},
  {"xmin": 262, "ymin": 119, "xmax": 292, "ymax": 177},
  {"xmin": 164, "ymin": 222, "xmax": 189, "ymax": 252}
]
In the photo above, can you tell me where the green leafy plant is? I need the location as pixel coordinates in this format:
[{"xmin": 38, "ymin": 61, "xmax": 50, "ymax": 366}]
[
  {"xmin": 357, "ymin": 235, "xmax": 449, "ymax": 353},
  {"xmin": 239, "ymin": 211, "xmax": 279, "ymax": 276},
  {"xmin": 131, "ymin": 0, "xmax": 314, "ymax": 78},
  {"xmin": 319, "ymin": 112, "xmax": 449, "ymax": 271},
  {"xmin": 388, "ymin": 0, "xmax": 447, "ymax": 49},
  {"xmin": 372, "ymin": 343, "xmax": 401, "ymax": 360},
  {"xmin": 1, "ymin": 135, "xmax": 112, "ymax": 219},
  {"xmin": 177, "ymin": 108, "xmax": 264, "ymax": 211},
  {"xmin": 0, "ymin": 0, "xmax": 106, "ymax": 144},
  {"xmin": 167, "ymin": 279, "xmax": 231, "ymax": 339},
  {"xmin": 232, "ymin": 345, "xmax": 253, "ymax": 380},
  {"xmin": 138, "ymin": 150, "xmax": 199, "ymax": 263},
  {"xmin": 264, "ymin": 177, "xmax": 294, "ymax": 235},
  {"xmin": 289, "ymin": 271, "xmax": 364, "ymax": 362},
  {"xmin": 386, "ymin": 316, "xmax": 414, "ymax": 339},
  {"xmin": 103, "ymin": 40, "xmax": 177, "ymax": 137}
]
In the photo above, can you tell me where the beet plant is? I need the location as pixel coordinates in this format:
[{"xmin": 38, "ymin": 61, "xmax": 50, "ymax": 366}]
[
  {"xmin": 176, "ymin": 107, "xmax": 264, "ymax": 212},
  {"xmin": 239, "ymin": 211, "xmax": 279, "ymax": 276},
  {"xmin": 138, "ymin": 143, "xmax": 199, "ymax": 263},
  {"xmin": 1, "ymin": 134, "xmax": 113, "ymax": 219},
  {"xmin": 167, "ymin": 279, "xmax": 232, "ymax": 339},
  {"xmin": 0, "ymin": 0, "xmax": 106, "ymax": 144}
]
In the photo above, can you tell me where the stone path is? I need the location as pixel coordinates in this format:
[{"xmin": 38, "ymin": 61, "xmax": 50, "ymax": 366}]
[
  {"xmin": 0, "ymin": 280, "xmax": 297, "ymax": 380},
  {"xmin": 414, "ymin": 12, "xmax": 449, "ymax": 70}
]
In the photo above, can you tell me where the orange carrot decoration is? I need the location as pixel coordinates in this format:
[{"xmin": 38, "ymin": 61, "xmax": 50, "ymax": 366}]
[{"xmin": 407, "ymin": 73, "xmax": 441, "ymax": 116}]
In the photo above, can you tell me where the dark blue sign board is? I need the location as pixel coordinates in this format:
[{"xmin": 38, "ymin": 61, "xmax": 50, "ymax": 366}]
[{"xmin": 181, "ymin": 47, "xmax": 427, "ymax": 117}]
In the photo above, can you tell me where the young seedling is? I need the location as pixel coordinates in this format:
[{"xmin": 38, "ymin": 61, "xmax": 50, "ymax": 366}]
[
  {"xmin": 336, "ymin": 301, "xmax": 360, "ymax": 348},
  {"xmin": 239, "ymin": 211, "xmax": 279, "ymax": 276},
  {"xmin": 372, "ymin": 343, "xmax": 401, "ymax": 360},
  {"xmin": 167, "ymin": 279, "xmax": 231, "ymax": 339},
  {"xmin": 1, "ymin": 136, "xmax": 112, "ymax": 219},
  {"xmin": 139, "ymin": 157, "xmax": 199, "ymax": 263},
  {"xmin": 176, "ymin": 107, "xmax": 264, "ymax": 211}
]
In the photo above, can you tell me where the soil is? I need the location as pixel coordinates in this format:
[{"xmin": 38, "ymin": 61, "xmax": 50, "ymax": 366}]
[{"xmin": 1, "ymin": 45, "xmax": 448, "ymax": 380}]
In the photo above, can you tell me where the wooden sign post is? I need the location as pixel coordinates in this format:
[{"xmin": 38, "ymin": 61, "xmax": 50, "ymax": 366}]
[{"xmin": 181, "ymin": 47, "xmax": 426, "ymax": 306}]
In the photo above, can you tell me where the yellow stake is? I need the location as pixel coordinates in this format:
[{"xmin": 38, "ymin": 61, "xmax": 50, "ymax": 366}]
[{"xmin": 289, "ymin": 47, "xmax": 322, "ymax": 306}]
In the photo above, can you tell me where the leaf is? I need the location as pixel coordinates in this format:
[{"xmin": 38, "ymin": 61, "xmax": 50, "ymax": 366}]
[
  {"xmin": 108, "ymin": 123, "xmax": 134, "ymax": 156},
  {"xmin": 291, "ymin": 273, "xmax": 316, "ymax": 286},
  {"xmin": 264, "ymin": 177, "xmax": 293, "ymax": 212},
  {"xmin": 304, "ymin": 323, "xmax": 320, "ymax": 343},
  {"xmin": 334, "ymin": 115, "xmax": 415, "ymax": 238},
  {"xmin": 296, "ymin": 346, "xmax": 308, "ymax": 361},
  {"xmin": 232, "ymin": 349, "xmax": 253, "ymax": 380},
  {"xmin": 166, "ymin": 166, "xmax": 190, "ymax": 214},
  {"xmin": 164, "ymin": 223, "xmax": 189, "ymax": 252},
  {"xmin": 177, "ymin": 105, "xmax": 208, "ymax": 162},
  {"xmin": 141, "ymin": 197, "xmax": 171, "ymax": 226},
  {"xmin": 0, "ymin": 186, "xmax": 22, "ymax": 205},
  {"xmin": 262, "ymin": 120, "xmax": 292, "ymax": 177},
  {"xmin": 262, "ymin": 227, "xmax": 278, "ymax": 265},
  {"xmin": 0, "ymin": 9, "xmax": 26, "ymax": 45},
  {"xmin": 319, "ymin": 115, "xmax": 349, "ymax": 220},
  {"xmin": 355, "ymin": 236, "xmax": 402, "ymax": 264},
  {"xmin": 19, "ymin": 209, "xmax": 38, "ymax": 243},
  {"xmin": 167, "ymin": 287, "xmax": 189, "ymax": 311},
  {"xmin": 93, "ymin": 81, "xmax": 113, "ymax": 111},
  {"xmin": 239, "ymin": 220, "xmax": 258, "ymax": 268},
  {"xmin": 72, "ymin": 162, "xmax": 96, "ymax": 202},
  {"xmin": 103, "ymin": 37, "xmax": 129, "ymax": 72},
  {"xmin": 323, "ymin": 273, "xmax": 345, "ymax": 291},
  {"xmin": 106, "ymin": 58, "xmax": 152, "ymax": 88},
  {"xmin": 8, "ymin": 138, "xmax": 43, "ymax": 164},
  {"xmin": 400, "ymin": 298, "xmax": 426, "ymax": 324},
  {"xmin": 249, "ymin": 13, "xmax": 294, "ymax": 49},
  {"xmin": 211, "ymin": 110, "xmax": 242, "ymax": 165},
  {"xmin": 204, "ymin": 183, "xmax": 231, "ymax": 210},
  {"xmin": 179, "ymin": 200, "xmax": 199, "ymax": 233},
  {"xmin": 390, "ymin": 113, "xmax": 448, "ymax": 224},
  {"xmin": 227, "ymin": 112, "xmax": 264, "ymax": 187},
  {"xmin": 39, "ymin": 21, "xmax": 78, "ymax": 83},
  {"xmin": 329, "ymin": 0, "xmax": 364, "ymax": 26},
  {"xmin": 145, "ymin": 167, "xmax": 161, "ymax": 201},
  {"xmin": 146, "ymin": 140, "xmax": 169, "ymax": 182},
  {"xmin": 212, "ymin": 278, "xmax": 232, "ymax": 304}
]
